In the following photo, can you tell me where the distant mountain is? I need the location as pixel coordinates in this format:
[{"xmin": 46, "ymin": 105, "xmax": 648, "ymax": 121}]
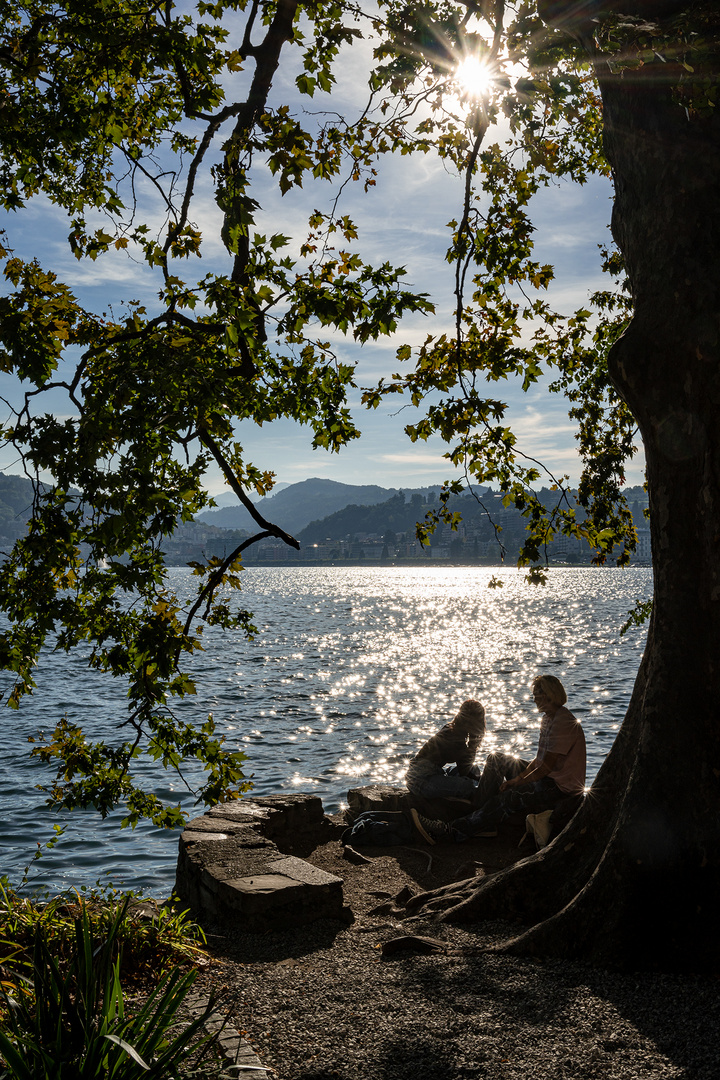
[
  {"xmin": 0, "ymin": 472, "xmax": 39, "ymax": 539},
  {"xmin": 0, "ymin": 473, "xmax": 438, "ymax": 540},
  {"xmin": 197, "ymin": 478, "xmax": 406, "ymax": 534},
  {"xmin": 210, "ymin": 482, "xmax": 291, "ymax": 507},
  {"xmin": 298, "ymin": 490, "xmax": 436, "ymax": 544},
  {"xmin": 0, "ymin": 472, "xmax": 650, "ymax": 563}
]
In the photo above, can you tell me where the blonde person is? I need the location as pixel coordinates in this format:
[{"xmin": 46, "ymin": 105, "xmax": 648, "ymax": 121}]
[
  {"xmin": 405, "ymin": 699, "xmax": 486, "ymax": 801},
  {"xmin": 411, "ymin": 675, "xmax": 586, "ymax": 843}
]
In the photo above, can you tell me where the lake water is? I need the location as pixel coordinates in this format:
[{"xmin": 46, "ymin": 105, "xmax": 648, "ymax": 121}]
[{"xmin": 0, "ymin": 565, "xmax": 651, "ymax": 897}]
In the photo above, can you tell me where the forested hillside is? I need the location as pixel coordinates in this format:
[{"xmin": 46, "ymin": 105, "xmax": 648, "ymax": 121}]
[
  {"xmin": 197, "ymin": 478, "xmax": 443, "ymax": 533},
  {"xmin": 298, "ymin": 490, "xmax": 437, "ymax": 543},
  {"xmin": 0, "ymin": 473, "xmax": 648, "ymax": 563},
  {"xmin": 298, "ymin": 485, "xmax": 649, "ymax": 562},
  {"xmin": 0, "ymin": 473, "xmax": 38, "ymax": 541}
]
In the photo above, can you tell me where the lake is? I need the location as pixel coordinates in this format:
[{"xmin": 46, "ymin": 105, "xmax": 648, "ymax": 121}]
[{"xmin": 0, "ymin": 564, "xmax": 651, "ymax": 896}]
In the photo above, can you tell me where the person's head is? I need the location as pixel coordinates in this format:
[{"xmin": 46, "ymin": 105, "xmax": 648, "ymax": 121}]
[
  {"xmin": 453, "ymin": 698, "xmax": 486, "ymax": 736},
  {"xmin": 532, "ymin": 675, "xmax": 567, "ymax": 709}
]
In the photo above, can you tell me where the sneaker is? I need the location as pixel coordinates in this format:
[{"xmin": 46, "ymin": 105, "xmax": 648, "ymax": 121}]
[
  {"xmin": 526, "ymin": 809, "xmax": 553, "ymax": 849},
  {"xmin": 411, "ymin": 808, "xmax": 453, "ymax": 845}
]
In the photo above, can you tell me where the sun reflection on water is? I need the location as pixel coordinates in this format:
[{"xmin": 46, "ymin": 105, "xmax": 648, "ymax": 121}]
[
  {"xmin": 0, "ymin": 564, "xmax": 650, "ymax": 891},
  {"xmin": 200, "ymin": 565, "xmax": 652, "ymax": 809}
]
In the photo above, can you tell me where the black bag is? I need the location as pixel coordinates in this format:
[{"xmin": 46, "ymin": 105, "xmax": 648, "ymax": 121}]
[{"xmin": 341, "ymin": 810, "xmax": 414, "ymax": 847}]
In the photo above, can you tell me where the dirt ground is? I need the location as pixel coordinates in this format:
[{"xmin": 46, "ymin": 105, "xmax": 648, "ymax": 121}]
[
  {"xmin": 193, "ymin": 822, "xmax": 720, "ymax": 1080},
  {"xmin": 296, "ymin": 818, "xmax": 530, "ymax": 922}
]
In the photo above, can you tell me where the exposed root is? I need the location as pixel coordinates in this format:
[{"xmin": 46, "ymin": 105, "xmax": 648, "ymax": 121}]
[
  {"xmin": 404, "ymin": 876, "xmax": 476, "ymax": 913},
  {"xmin": 400, "ymin": 846, "xmax": 434, "ymax": 873}
]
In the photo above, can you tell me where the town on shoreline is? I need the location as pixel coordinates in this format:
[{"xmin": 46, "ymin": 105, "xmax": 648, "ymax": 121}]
[{"xmin": 0, "ymin": 473, "xmax": 651, "ymax": 568}]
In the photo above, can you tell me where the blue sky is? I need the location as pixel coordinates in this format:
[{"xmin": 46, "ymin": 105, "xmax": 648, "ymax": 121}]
[{"xmin": 1, "ymin": 16, "xmax": 646, "ymax": 497}]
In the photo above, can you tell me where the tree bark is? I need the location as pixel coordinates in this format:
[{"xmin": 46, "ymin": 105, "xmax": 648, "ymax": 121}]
[{"xmin": 405, "ymin": 3, "xmax": 720, "ymax": 971}]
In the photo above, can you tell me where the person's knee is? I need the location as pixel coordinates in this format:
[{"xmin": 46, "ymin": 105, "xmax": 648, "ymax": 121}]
[
  {"xmin": 484, "ymin": 751, "xmax": 505, "ymax": 768},
  {"xmin": 485, "ymin": 750, "xmax": 522, "ymax": 775}
]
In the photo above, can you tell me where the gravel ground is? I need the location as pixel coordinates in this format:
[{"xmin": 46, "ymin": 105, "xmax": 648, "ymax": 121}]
[{"xmin": 195, "ymin": 839, "xmax": 720, "ymax": 1080}]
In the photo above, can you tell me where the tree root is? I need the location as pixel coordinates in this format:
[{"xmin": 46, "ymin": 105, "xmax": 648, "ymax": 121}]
[{"xmin": 403, "ymin": 797, "xmax": 612, "ymax": 927}]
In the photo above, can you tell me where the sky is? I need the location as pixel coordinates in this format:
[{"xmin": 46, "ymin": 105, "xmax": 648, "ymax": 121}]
[{"xmin": 1, "ymin": 6, "xmax": 646, "ymax": 497}]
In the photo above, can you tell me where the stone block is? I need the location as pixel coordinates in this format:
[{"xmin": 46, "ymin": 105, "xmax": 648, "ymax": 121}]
[
  {"xmin": 215, "ymin": 862, "xmax": 344, "ymax": 929},
  {"xmin": 347, "ymin": 784, "xmax": 409, "ymax": 817},
  {"xmin": 180, "ymin": 830, "xmax": 229, "ymax": 843},
  {"xmin": 206, "ymin": 801, "xmax": 271, "ymax": 824},
  {"xmin": 268, "ymin": 856, "xmax": 342, "ymax": 888},
  {"xmin": 220, "ymin": 874, "xmax": 305, "ymax": 910},
  {"xmin": 184, "ymin": 813, "xmax": 247, "ymax": 835},
  {"xmin": 175, "ymin": 792, "xmax": 346, "ymax": 932},
  {"xmin": 346, "ymin": 783, "xmax": 474, "ymax": 823}
]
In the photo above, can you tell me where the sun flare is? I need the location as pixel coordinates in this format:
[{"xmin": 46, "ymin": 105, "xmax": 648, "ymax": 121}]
[{"xmin": 455, "ymin": 55, "xmax": 494, "ymax": 100}]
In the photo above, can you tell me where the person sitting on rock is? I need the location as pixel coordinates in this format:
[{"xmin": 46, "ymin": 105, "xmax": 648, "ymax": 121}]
[
  {"xmin": 410, "ymin": 674, "xmax": 586, "ymax": 843},
  {"xmin": 404, "ymin": 699, "xmax": 486, "ymax": 801}
]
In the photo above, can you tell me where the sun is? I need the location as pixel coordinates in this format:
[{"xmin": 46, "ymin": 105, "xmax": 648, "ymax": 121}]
[{"xmin": 455, "ymin": 55, "xmax": 494, "ymax": 100}]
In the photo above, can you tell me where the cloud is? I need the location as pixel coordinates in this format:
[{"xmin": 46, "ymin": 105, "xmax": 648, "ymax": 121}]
[{"xmin": 378, "ymin": 450, "xmax": 454, "ymax": 465}]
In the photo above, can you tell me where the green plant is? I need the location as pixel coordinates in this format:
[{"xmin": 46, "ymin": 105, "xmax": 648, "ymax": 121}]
[
  {"xmin": 0, "ymin": 896, "xmax": 221, "ymax": 1079},
  {"xmin": 0, "ymin": 884, "xmax": 209, "ymax": 991}
]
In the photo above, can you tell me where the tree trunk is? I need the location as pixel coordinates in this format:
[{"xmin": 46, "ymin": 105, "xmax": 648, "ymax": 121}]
[{"xmin": 405, "ymin": 3, "xmax": 720, "ymax": 971}]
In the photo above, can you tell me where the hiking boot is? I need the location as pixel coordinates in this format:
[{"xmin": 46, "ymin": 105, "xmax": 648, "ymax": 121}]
[{"xmin": 411, "ymin": 808, "xmax": 453, "ymax": 845}]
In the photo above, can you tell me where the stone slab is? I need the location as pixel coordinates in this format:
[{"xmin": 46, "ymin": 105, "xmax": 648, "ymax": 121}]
[
  {"xmin": 175, "ymin": 792, "xmax": 347, "ymax": 931},
  {"xmin": 268, "ymin": 856, "xmax": 342, "ymax": 887},
  {"xmin": 185, "ymin": 814, "xmax": 249, "ymax": 834},
  {"xmin": 180, "ymin": 830, "xmax": 229, "ymax": 843},
  {"xmin": 206, "ymin": 801, "xmax": 271, "ymax": 821},
  {"xmin": 226, "ymin": 873, "xmax": 303, "ymax": 895}
]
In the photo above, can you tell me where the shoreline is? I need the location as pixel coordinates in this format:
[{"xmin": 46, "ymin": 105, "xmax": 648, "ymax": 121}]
[{"xmin": 163, "ymin": 558, "xmax": 653, "ymax": 569}]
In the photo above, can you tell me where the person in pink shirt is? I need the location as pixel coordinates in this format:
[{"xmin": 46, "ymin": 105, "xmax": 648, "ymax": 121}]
[{"xmin": 411, "ymin": 674, "xmax": 586, "ymax": 844}]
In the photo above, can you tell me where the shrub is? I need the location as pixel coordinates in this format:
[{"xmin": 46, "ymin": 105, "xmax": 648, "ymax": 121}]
[{"xmin": 0, "ymin": 895, "xmax": 225, "ymax": 1079}]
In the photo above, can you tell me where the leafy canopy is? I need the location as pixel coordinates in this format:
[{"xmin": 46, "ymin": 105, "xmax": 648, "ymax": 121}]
[
  {"xmin": 0, "ymin": 0, "xmax": 669, "ymax": 825},
  {"xmin": 363, "ymin": 0, "xmax": 642, "ymax": 572},
  {"xmin": 0, "ymin": 0, "xmax": 440, "ymax": 825}
]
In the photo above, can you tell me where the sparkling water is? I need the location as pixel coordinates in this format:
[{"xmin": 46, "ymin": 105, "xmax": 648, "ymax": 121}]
[{"xmin": 0, "ymin": 565, "xmax": 651, "ymax": 896}]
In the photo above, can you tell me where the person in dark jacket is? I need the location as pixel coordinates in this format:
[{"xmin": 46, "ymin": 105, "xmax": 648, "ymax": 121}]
[
  {"xmin": 404, "ymin": 699, "xmax": 486, "ymax": 800},
  {"xmin": 411, "ymin": 674, "xmax": 586, "ymax": 843}
]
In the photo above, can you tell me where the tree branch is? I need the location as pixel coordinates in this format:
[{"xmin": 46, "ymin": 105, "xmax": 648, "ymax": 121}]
[{"xmin": 198, "ymin": 429, "xmax": 300, "ymax": 549}]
